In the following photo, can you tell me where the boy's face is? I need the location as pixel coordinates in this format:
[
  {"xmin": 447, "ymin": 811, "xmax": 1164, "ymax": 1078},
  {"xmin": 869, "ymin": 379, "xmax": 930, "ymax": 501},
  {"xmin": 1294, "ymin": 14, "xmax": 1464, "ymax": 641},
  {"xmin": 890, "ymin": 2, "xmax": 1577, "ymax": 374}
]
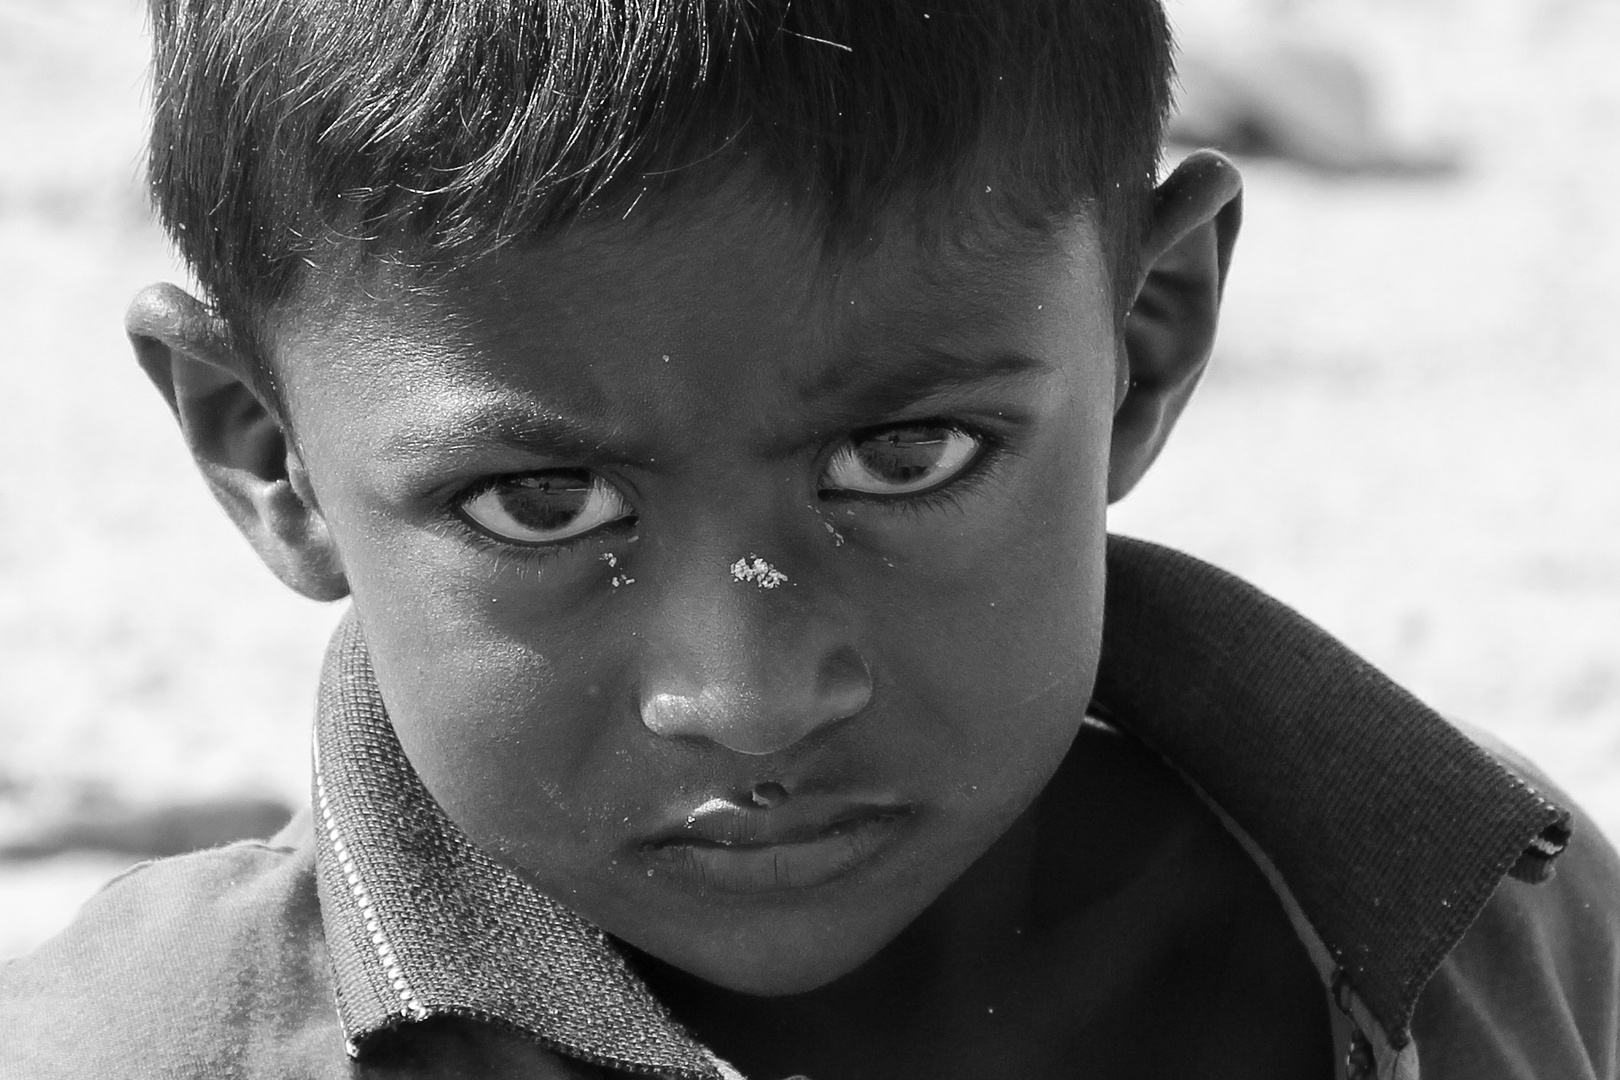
[
  {"xmin": 141, "ymin": 158, "xmax": 1238, "ymax": 996},
  {"xmin": 279, "ymin": 182, "xmax": 1114, "ymax": 993}
]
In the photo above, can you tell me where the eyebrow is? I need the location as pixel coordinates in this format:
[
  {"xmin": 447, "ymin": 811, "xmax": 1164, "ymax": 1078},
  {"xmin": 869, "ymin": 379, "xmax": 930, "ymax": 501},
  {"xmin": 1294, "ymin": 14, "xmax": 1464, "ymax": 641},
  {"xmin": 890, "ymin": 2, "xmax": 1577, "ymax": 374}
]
[
  {"xmin": 381, "ymin": 396, "xmax": 633, "ymax": 467},
  {"xmin": 378, "ymin": 350, "xmax": 1052, "ymax": 468},
  {"xmin": 798, "ymin": 348, "xmax": 1054, "ymax": 423}
]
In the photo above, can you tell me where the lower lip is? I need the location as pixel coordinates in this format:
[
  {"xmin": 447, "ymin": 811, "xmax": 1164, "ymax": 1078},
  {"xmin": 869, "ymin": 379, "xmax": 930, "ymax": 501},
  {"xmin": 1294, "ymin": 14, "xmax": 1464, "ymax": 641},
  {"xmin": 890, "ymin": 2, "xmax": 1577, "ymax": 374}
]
[{"xmin": 644, "ymin": 811, "xmax": 910, "ymax": 894}]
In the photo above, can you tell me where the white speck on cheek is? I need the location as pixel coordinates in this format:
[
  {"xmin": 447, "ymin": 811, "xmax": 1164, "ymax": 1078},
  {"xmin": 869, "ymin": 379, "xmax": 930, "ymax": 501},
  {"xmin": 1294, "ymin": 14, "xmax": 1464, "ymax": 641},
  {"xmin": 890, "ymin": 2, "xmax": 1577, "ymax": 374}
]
[
  {"xmin": 610, "ymin": 574, "xmax": 635, "ymax": 588},
  {"xmin": 600, "ymin": 553, "xmax": 617, "ymax": 568},
  {"xmin": 730, "ymin": 555, "xmax": 790, "ymax": 589},
  {"xmin": 822, "ymin": 520, "xmax": 845, "ymax": 547}
]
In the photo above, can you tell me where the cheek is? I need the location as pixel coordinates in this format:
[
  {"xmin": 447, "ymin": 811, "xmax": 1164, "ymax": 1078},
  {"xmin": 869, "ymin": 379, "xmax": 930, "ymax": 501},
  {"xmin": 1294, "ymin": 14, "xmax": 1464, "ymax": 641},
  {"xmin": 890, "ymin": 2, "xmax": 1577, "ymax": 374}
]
[
  {"xmin": 325, "ymin": 516, "xmax": 645, "ymax": 859},
  {"xmin": 893, "ymin": 525, "xmax": 1104, "ymax": 738},
  {"xmin": 871, "ymin": 409, "xmax": 1111, "ymax": 802}
]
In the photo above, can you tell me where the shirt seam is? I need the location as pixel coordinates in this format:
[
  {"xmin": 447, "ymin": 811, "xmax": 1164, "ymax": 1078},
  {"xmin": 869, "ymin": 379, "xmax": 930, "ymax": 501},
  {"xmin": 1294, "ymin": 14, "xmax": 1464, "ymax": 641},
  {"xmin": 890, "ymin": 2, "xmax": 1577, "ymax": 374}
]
[{"xmin": 313, "ymin": 735, "xmax": 429, "ymax": 1057}]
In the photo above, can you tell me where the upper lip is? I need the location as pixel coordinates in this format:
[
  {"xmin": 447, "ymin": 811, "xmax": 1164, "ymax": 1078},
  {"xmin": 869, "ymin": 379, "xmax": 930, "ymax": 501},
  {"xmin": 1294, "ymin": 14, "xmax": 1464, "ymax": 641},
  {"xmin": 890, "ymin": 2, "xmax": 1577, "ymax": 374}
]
[{"xmin": 642, "ymin": 795, "xmax": 912, "ymax": 849}]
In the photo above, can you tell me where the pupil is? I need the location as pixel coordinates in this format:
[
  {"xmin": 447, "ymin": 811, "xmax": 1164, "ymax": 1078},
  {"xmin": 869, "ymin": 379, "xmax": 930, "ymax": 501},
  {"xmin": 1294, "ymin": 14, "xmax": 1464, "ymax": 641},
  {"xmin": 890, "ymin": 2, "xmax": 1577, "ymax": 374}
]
[
  {"xmin": 856, "ymin": 428, "xmax": 949, "ymax": 484},
  {"xmin": 499, "ymin": 474, "xmax": 591, "ymax": 531}
]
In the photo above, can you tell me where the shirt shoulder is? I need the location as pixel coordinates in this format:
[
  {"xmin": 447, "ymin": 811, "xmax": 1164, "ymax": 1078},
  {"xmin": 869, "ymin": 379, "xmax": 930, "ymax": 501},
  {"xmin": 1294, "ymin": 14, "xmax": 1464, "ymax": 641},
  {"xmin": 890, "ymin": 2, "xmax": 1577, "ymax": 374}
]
[
  {"xmin": 1414, "ymin": 733, "xmax": 1620, "ymax": 1079},
  {"xmin": 0, "ymin": 813, "xmax": 609, "ymax": 1080},
  {"xmin": 0, "ymin": 813, "xmax": 349, "ymax": 1080}
]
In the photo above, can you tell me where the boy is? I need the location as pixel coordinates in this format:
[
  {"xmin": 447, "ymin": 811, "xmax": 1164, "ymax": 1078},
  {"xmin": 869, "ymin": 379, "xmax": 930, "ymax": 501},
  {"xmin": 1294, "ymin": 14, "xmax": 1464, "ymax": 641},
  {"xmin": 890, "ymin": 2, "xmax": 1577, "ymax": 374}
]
[{"xmin": 3, "ymin": 0, "xmax": 1617, "ymax": 1076}]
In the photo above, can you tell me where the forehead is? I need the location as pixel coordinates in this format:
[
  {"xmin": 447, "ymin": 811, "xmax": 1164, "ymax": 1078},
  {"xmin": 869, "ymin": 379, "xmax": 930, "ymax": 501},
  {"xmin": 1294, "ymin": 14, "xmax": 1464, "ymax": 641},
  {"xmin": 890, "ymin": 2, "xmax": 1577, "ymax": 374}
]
[{"xmin": 270, "ymin": 175, "xmax": 1113, "ymax": 448}]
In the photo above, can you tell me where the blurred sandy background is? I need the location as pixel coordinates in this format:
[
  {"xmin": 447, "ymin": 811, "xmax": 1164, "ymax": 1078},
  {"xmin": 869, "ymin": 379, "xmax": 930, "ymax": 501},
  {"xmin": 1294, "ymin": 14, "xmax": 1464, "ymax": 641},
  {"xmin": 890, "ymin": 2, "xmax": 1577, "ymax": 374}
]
[{"xmin": 1, "ymin": 0, "xmax": 1616, "ymax": 959}]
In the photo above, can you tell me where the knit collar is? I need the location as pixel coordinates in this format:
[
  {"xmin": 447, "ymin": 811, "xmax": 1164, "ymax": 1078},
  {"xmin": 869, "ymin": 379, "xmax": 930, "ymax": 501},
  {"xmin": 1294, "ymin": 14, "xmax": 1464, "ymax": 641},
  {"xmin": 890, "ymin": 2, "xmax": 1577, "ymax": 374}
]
[
  {"xmin": 311, "ymin": 535, "xmax": 1569, "ymax": 1073},
  {"xmin": 310, "ymin": 618, "xmax": 733, "ymax": 1079},
  {"xmin": 1090, "ymin": 536, "xmax": 1568, "ymax": 1047}
]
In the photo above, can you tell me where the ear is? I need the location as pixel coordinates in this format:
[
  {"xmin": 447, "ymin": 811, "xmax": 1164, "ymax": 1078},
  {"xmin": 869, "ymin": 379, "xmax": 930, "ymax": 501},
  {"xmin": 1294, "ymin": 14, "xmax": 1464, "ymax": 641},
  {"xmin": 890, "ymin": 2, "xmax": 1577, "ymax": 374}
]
[
  {"xmin": 126, "ymin": 283, "xmax": 349, "ymax": 601},
  {"xmin": 1107, "ymin": 150, "xmax": 1243, "ymax": 502}
]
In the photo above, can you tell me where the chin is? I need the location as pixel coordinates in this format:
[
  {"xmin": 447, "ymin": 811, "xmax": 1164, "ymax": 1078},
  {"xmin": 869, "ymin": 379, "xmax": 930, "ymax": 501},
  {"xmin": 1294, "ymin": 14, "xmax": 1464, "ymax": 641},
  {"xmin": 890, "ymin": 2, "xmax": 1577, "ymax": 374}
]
[
  {"xmin": 634, "ymin": 901, "xmax": 907, "ymax": 998},
  {"xmin": 680, "ymin": 943, "xmax": 879, "ymax": 998}
]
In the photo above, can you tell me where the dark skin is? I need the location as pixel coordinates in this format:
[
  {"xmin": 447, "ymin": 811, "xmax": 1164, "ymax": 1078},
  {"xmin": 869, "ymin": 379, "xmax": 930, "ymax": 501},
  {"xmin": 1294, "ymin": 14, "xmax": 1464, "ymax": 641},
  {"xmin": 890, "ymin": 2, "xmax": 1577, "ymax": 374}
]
[
  {"xmin": 125, "ymin": 151, "xmax": 1329, "ymax": 1076},
  {"xmin": 635, "ymin": 724, "xmax": 1332, "ymax": 1079}
]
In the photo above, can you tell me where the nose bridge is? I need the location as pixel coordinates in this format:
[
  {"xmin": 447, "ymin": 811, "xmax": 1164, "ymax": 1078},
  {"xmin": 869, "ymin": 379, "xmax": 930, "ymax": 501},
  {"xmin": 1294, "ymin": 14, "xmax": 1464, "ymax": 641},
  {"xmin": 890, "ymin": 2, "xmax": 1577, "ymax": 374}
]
[{"xmin": 637, "ymin": 533, "xmax": 871, "ymax": 756}]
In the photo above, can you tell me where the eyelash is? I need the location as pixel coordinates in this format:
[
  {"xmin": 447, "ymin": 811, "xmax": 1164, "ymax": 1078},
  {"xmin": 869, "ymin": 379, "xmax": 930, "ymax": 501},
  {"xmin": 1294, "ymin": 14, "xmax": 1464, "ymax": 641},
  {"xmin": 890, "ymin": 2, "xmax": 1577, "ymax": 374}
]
[
  {"xmin": 817, "ymin": 420, "xmax": 1009, "ymax": 511},
  {"xmin": 461, "ymin": 528, "xmax": 573, "ymax": 575},
  {"xmin": 447, "ymin": 477, "xmax": 636, "ymax": 571},
  {"xmin": 445, "ymin": 418, "xmax": 1010, "ymax": 565}
]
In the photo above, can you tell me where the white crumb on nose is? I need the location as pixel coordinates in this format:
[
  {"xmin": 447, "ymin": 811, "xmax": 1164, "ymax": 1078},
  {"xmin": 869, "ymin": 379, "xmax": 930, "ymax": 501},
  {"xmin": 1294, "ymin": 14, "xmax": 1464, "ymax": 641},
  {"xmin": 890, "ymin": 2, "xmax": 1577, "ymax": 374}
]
[
  {"xmin": 822, "ymin": 520, "xmax": 845, "ymax": 546},
  {"xmin": 730, "ymin": 555, "xmax": 789, "ymax": 589},
  {"xmin": 600, "ymin": 553, "xmax": 617, "ymax": 567},
  {"xmin": 609, "ymin": 574, "xmax": 635, "ymax": 588}
]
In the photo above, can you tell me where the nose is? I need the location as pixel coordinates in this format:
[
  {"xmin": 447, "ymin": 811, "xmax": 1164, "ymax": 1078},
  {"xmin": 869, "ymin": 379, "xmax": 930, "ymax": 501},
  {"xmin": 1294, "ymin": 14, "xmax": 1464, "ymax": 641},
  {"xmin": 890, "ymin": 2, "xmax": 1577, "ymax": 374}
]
[{"xmin": 637, "ymin": 561, "xmax": 873, "ymax": 756}]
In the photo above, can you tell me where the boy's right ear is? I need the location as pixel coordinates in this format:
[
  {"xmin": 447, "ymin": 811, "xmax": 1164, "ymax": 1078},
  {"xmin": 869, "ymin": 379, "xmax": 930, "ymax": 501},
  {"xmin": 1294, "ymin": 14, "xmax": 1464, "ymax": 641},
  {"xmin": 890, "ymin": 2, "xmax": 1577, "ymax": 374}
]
[{"xmin": 125, "ymin": 283, "xmax": 349, "ymax": 602}]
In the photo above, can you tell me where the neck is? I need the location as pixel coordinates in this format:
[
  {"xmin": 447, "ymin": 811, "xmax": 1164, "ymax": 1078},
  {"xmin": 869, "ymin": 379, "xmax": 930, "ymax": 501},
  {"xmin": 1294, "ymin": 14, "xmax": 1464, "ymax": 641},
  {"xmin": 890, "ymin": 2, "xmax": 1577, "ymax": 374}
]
[
  {"xmin": 626, "ymin": 788, "xmax": 1047, "ymax": 1051},
  {"xmin": 626, "ymin": 725, "xmax": 1215, "ymax": 1078}
]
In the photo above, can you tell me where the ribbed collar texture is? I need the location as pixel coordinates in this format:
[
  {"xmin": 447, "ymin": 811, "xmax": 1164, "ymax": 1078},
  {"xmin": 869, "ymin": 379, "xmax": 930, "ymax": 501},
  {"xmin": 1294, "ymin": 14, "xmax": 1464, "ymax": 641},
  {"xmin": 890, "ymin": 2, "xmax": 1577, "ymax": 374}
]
[
  {"xmin": 312, "ymin": 620, "xmax": 726, "ymax": 1078},
  {"xmin": 312, "ymin": 535, "xmax": 1569, "ymax": 1073},
  {"xmin": 1091, "ymin": 536, "xmax": 1569, "ymax": 1045}
]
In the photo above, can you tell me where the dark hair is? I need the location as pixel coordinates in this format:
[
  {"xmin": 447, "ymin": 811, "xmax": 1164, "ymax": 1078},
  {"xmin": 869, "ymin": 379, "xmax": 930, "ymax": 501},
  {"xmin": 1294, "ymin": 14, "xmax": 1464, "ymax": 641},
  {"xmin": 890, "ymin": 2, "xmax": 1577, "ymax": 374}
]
[{"xmin": 148, "ymin": 0, "xmax": 1173, "ymax": 389}]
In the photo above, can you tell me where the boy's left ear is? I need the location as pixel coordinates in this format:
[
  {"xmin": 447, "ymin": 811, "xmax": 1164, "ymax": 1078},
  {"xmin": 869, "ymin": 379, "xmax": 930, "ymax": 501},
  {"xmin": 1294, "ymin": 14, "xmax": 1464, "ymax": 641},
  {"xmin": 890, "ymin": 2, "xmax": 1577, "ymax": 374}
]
[{"xmin": 1107, "ymin": 149, "xmax": 1243, "ymax": 502}]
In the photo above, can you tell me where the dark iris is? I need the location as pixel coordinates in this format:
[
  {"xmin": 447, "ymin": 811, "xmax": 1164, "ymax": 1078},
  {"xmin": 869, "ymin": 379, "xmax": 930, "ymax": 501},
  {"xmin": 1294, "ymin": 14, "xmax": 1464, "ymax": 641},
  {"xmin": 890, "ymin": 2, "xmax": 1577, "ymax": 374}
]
[
  {"xmin": 854, "ymin": 426, "xmax": 954, "ymax": 485},
  {"xmin": 496, "ymin": 473, "xmax": 593, "ymax": 531}
]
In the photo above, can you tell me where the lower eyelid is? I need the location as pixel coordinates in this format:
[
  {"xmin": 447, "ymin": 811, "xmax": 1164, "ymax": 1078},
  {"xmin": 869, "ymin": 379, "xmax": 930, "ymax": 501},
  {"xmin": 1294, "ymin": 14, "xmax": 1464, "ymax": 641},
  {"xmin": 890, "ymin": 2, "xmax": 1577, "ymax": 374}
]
[{"xmin": 455, "ymin": 514, "xmax": 637, "ymax": 570}]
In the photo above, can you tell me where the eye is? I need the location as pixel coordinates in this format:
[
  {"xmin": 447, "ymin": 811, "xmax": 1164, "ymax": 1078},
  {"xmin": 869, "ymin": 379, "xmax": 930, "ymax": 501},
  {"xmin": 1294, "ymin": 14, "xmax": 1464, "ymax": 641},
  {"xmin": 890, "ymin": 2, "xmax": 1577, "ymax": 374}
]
[
  {"xmin": 820, "ymin": 423, "xmax": 983, "ymax": 497},
  {"xmin": 458, "ymin": 471, "xmax": 634, "ymax": 545}
]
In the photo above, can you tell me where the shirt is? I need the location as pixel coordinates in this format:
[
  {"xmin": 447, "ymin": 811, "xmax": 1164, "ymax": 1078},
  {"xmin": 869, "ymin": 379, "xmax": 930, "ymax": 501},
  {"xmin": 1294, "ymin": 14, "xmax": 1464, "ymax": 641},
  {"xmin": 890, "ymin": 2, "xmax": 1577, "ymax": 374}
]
[{"xmin": 3, "ymin": 536, "xmax": 1617, "ymax": 1079}]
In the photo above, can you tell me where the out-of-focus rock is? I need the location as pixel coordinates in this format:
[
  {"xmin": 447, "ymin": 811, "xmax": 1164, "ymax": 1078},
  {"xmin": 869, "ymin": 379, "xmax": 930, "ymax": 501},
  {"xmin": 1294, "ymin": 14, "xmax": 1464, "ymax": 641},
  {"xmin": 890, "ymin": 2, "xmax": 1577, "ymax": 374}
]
[
  {"xmin": 1170, "ymin": 42, "xmax": 1460, "ymax": 176},
  {"xmin": 0, "ymin": 794, "xmax": 294, "ymax": 860}
]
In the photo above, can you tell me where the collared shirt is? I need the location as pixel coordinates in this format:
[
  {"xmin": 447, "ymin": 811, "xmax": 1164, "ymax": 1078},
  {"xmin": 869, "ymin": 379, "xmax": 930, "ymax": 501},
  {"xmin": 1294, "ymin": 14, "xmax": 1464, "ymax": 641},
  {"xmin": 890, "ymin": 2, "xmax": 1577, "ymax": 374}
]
[{"xmin": 4, "ymin": 537, "xmax": 1617, "ymax": 1079}]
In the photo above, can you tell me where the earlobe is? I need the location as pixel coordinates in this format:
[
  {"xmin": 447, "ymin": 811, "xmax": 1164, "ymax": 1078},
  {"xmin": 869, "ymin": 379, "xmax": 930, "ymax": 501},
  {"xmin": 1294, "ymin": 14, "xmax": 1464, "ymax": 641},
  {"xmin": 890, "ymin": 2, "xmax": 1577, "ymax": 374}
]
[
  {"xmin": 1107, "ymin": 150, "xmax": 1244, "ymax": 502},
  {"xmin": 126, "ymin": 283, "xmax": 349, "ymax": 601}
]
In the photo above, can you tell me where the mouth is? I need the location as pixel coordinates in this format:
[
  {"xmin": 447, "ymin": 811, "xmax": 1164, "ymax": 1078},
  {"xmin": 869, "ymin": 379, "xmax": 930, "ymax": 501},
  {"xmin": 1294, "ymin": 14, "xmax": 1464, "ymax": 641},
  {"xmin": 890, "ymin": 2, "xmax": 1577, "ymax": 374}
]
[{"xmin": 639, "ymin": 797, "xmax": 914, "ymax": 894}]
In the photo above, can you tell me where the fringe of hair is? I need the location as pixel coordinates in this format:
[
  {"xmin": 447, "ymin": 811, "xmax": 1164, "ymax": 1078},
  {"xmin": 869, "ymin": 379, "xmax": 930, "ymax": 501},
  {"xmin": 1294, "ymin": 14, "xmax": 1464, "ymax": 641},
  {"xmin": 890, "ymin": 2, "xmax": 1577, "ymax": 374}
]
[{"xmin": 147, "ymin": 0, "xmax": 1173, "ymax": 365}]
